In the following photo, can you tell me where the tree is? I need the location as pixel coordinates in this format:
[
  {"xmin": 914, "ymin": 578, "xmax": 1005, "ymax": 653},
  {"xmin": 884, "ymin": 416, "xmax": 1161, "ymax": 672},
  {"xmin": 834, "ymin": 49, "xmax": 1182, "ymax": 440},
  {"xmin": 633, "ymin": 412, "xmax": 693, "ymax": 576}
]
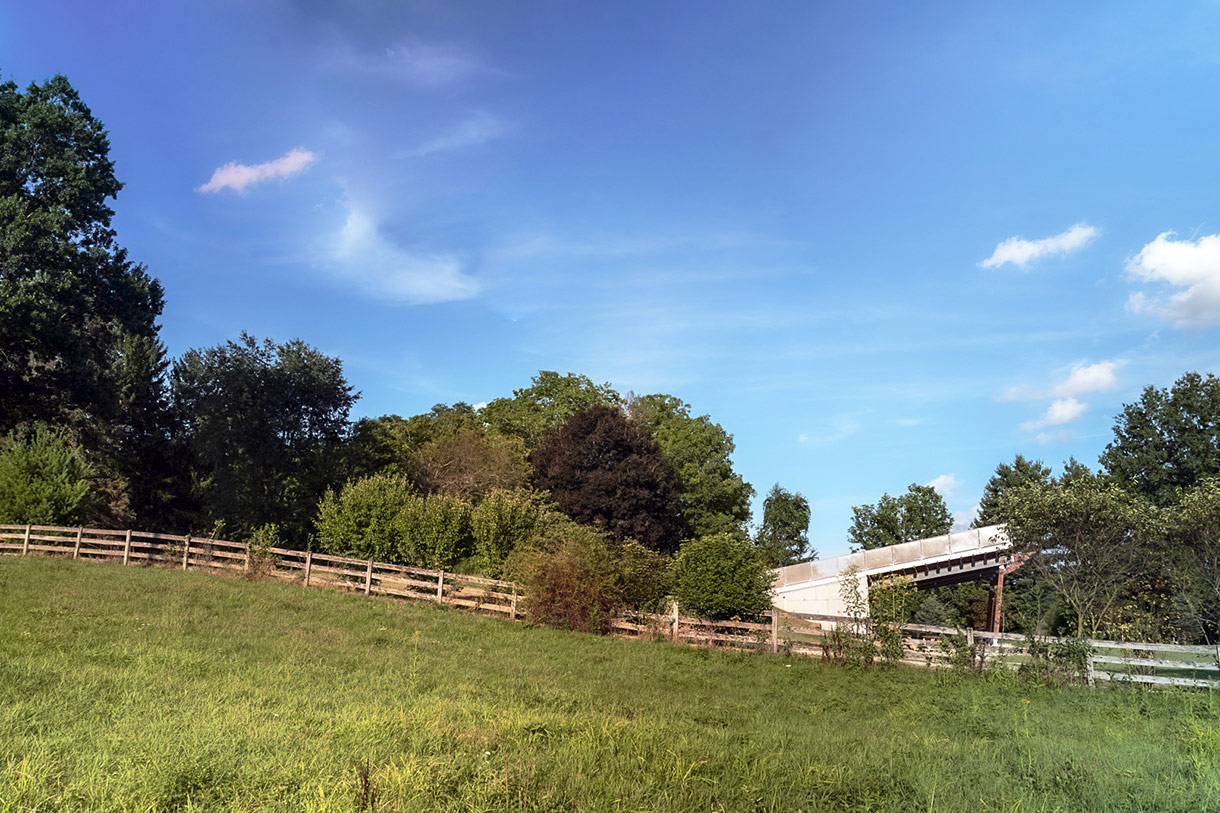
[
  {"xmin": 973, "ymin": 454, "xmax": 1051, "ymax": 528},
  {"xmin": 530, "ymin": 405, "xmax": 683, "ymax": 553},
  {"xmin": 0, "ymin": 425, "xmax": 94, "ymax": 524},
  {"xmin": 0, "ymin": 75, "xmax": 164, "ymax": 440},
  {"xmin": 671, "ymin": 532, "xmax": 774, "ymax": 619},
  {"xmin": 1101, "ymin": 372, "xmax": 1220, "ymax": 505},
  {"xmin": 413, "ymin": 426, "xmax": 531, "ymax": 501},
  {"xmin": 847, "ymin": 483, "xmax": 952, "ymax": 551},
  {"xmin": 172, "ymin": 333, "xmax": 357, "ymax": 541},
  {"xmin": 343, "ymin": 404, "xmax": 482, "ymax": 481},
  {"xmin": 1002, "ymin": 477, "xmax": 1151, "ymax": 637},
  {"xmin": 627, "ymin": 394, "xmax": 754, "ymax": 538},
  {"xmin": 315, "ymin": 474, "xmax": 415, "ymax": 564},
  {"xmin": 481, "ymin": 371, "xmax": 621, "ymax": 449},
  {"xmin": 754, "ymin": 483, "xmax": 812, "ymax": 567},
  {"xmin": 1164, "ymin": 479, "xmax": 1220, "ymax": 642}
]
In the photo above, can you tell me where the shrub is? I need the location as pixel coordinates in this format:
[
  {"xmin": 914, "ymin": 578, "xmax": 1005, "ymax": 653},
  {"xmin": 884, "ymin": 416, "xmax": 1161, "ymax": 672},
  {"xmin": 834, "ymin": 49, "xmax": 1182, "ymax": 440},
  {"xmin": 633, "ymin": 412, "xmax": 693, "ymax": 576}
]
[
  {"xmin": 400, "ymin": 493, "xmax": 473, "ymax": 569},
  {"xmin": 507, "ymin": 515, "xmax": 670, "ymax": 632},
  {"xmin": 316, "ymin": 474, "xmax": 415, "ymax": 563},
  {"xmin": 246, "ymin": 523, "xmax": 282, "ymax": 578},
  {"xmin": 0, "ymin": 425, "xmax": 95, "ymax": 525},
  {"xmin": 869, "ymin": 574, "xmax": 918, "ymax": 664},
  {"xmin": 469, "ymin": 488, "xmax": 549, "ymax": 576},
  {"xmin": 671, "ymin": 532, "xmax": 773, "ymax": 620}
]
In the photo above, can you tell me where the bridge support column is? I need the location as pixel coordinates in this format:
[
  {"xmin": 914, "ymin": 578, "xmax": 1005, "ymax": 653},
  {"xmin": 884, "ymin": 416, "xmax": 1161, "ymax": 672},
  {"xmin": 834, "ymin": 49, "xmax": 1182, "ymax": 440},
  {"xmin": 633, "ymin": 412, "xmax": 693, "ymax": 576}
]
[{"xmin": 989, "ymin": 553, "xmax": 1031, "ymax": 633}]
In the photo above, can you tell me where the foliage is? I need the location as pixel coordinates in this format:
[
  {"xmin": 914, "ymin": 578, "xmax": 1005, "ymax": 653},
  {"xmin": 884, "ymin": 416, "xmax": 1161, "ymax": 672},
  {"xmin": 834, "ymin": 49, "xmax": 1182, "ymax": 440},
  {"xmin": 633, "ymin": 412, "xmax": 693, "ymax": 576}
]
[
  {"xmin": 848, "ymin": 483, "xmax": 952, "ymax": 551},
  {"xmin": 344, "ymin": 404, "xmax": 482, "ymax": 481},
  {"xmin": 1100, "ymin": 371, "xmax": 1220, "ymax": 505},
  {"xmin": 869, "ymin": 575, "xmax": 918, "ymax": 664},
  {"xmin": 754, "ymin": 482, "xmax": 812, "ymax": 567},
  {"xmin": 973, "ymin": 454, "xmax": 1051, "ymax": 528},
  {"xmin": 913, "ymin": 594, "xmax": 949, "ymax": 626},
  {"xmin": 481, "ymin": 371, "xmax": 622, "ymax": 449},
  {"xmin": 469, "ymin": 488, "xmax": 549, "ymax": 577},
  {"xmin": 670, "ymin": 532, "xmax": 773, "ymax": 620},
  {"xmin": 1018, "ymin": 635, "xmax": 1094, "ymax": 686},
  {"xmin": 937, "ymin": 632, "xmax": 987, "ymax": 673},
  {"xmin": 530, "ymin": 405, "xmax": 683, "ymax": 553},
  {"xmin": 0, "ymin": 425, "xmax": 95, "ymax": 524},
  {"xmin": 627, "ymin": 394, "xmax": 754, "ymax": 538},
  {"xmin": 400, "ymin": 493, "xmax": 473, "ymax": 569},
  {"xmin": 827, "ymin": 566, "xmax": 875, "ymax": 668},
  {"xmin": 172, "ymin": 333, "xmax": 356, "ymax": 542},
  {"xmin": 1164, "ymin": 478, "xmax": 1220, "ymax": 642},
  {"xmin": 246, "ymin": 522, "xmax": 282, "ymax": 578},
  {"xmin": 507, "ymin": 519, "xmax": 658, "ymax": 633},
  {"xmin": 0, "ymin": 74, "xmax": 164, "ymax": 438},
  {"xmin": 1002, "ymin": 476, "xmax": 1152, "ymax": 637},
  {"xmin": 413, "ymin": 426, "xmax": 531, "ymax": 501},
  {"xmin": 315, "ymin": 474, "xmax": 416, "ymax": 564}
]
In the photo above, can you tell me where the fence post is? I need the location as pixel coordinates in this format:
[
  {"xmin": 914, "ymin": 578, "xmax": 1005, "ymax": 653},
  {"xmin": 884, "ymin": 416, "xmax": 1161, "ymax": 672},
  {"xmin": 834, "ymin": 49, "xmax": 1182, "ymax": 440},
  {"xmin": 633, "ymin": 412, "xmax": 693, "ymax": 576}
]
[
  {"xmin": 182, "ymin": 536, "xmax": 191, "ymax": 570},
  {"xmin": 436, "ymin": 570, "xmax": 445, "ymax": 602},
  {"xmin": 510, "ymin": 584, "xmax": 518, "ymax": 621},
  {"xmin": 364, "ymin": 560, "xmax": 373, "ymax": 596},
  {"xmin": 1087, "ymin": 655, "xmax": 1096, "ymax": 688},
  {"xmin": 22, "ymin": 524, "xmax": 31, "ymax": 556},
  {"xmin": 304, "ymin": 550, "xmax": 313, "ymax": 587},
  {"xmin": 122, "ymin": 529, "xmax": 132, "ymax": 566},
  {"xmin": 771, "ymin": 608, "xmax": 779, "ymax": 653},
  {"xmin": 73, "ymin": 527, "xmax": 83, "ymax": 559},
  {"xmin": 244, "ymin": 541, "xmax": 251, "ymax": 573},
  {"xmin": 671, "ymin": 599, "xmax": 679, "ymax": 643}
]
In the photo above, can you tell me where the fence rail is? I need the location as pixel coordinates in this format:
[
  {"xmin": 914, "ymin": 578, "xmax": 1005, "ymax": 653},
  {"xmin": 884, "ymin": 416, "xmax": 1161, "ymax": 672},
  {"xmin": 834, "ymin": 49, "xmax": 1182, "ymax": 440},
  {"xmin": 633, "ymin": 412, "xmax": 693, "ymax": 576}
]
[{"xmin": 4, "ymin": 523, "xmax": 1218, "ymax": 688}]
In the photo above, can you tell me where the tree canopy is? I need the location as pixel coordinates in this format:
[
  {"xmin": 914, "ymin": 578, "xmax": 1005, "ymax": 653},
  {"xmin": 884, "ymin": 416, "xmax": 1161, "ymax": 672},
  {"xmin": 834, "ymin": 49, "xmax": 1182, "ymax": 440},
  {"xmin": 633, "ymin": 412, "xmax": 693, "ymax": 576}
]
[
  {"xmin": 1101, "ymin": 372, "xmax": 1220, "ymax": 505},
  {"xmin": 847, "ymin": 483, "xmax": 952, "ymax": 551},
  {"xmin": 530, "ymin": 405, "xmax": 683, "ymax": 553},
  {"xmin": 481, "ymin": 371, "xmax": 621, "ymax": 449},
  {"xmin": 628, "ymin": 393, "xmax": 753, "ymax": 538},
  {"xmin": 755, "ymin": 483, "xmax": 812, "ymax": 567},
  {"xmin": 973, "ymin": 454, "xmax": 1051, "ymax": 528}
]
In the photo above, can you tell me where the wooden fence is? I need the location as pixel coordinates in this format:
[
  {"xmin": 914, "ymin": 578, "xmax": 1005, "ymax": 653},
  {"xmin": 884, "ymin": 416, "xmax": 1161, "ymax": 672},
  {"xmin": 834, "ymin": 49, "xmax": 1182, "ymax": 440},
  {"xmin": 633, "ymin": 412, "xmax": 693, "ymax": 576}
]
[
  {"xmin": 4, "ymin": 523, "xmax": 1218, "ymax": 688},
  {"xmin": 0, "ymin": 524, "xmax": 518, "ymax": 618}
]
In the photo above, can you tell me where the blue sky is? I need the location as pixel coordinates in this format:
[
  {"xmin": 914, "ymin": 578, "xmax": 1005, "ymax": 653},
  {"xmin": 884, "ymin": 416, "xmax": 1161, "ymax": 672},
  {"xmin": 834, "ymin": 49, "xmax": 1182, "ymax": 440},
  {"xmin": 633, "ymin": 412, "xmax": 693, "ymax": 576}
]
[{"xmin": 6, "ymin": 2, "xmax": 1220, "ymax": 557}]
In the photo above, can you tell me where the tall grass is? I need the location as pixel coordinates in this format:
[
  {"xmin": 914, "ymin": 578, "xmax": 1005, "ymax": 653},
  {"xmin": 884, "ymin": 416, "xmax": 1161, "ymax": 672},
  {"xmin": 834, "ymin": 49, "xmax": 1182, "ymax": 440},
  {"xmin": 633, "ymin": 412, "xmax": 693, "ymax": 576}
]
[{"xmin": 2, "ymin": 556, "xmax": 1218, "ymax": 811}]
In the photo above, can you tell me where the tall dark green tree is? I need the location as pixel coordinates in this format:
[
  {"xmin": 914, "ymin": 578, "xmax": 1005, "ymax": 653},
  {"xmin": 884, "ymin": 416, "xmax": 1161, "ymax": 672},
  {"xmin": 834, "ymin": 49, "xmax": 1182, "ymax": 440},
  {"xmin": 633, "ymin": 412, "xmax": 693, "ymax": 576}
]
[
  {"xmin": 172, "ymin": 333, "xmax": 357, "ymax": 542},
  {"xmin": 0, "ymin": 74, "xmax": 170, "ymax": 522},
  {"xmin": 755, "ymin": 483, "xmax": 812, "ymax": 567},
  {"xmin": 0, "ymin": 74, "xmax": 164, "ymax": 436},
  {"xmin": 628, "ymin": 394, "xmax": 753, "ymax": 538},
  {"xmin": 973, "ymin": 454, "xmax": 1051, "ymax": 528},
  {"xmin": 1101, "ymin": 372, "xmax": 1220, "ymax": 505},
  {"xmin": 848, "ymin": 483, "xmax": 952, "ymax": 551}
]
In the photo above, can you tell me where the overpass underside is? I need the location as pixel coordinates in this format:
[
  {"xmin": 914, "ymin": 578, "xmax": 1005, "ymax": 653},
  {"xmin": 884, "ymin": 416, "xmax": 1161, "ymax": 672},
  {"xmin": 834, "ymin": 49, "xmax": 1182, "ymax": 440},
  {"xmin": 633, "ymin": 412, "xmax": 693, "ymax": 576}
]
[{"xmin": 772, "ymin": 525, "xmax": 1022, "ymax": 632}]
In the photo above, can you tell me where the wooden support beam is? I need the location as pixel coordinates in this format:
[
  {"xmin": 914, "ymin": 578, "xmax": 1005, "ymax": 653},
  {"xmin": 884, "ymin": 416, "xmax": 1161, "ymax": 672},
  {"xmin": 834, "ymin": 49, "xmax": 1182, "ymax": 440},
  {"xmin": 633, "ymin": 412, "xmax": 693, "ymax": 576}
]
[
  {"xmin": 364, "ymin": 560, "xmax": 373, "ymax": 596},
  {"xmin": 22, "ymin": 524, "xmax": 31, "ymax": 556},
  {"xmin": 182, "ymin": 536, "xmax": 191, "ymax": 570},
  {"xmin": 122, "ymin": 529, "xmax": 132, "ymax": 566},
  {"xmin": 304, "ymin": 550, "xmax": 313, "ymax": 587},
  {"xmin": 73, "ymin": 527, "xmax": 83, "ymax": 559}
]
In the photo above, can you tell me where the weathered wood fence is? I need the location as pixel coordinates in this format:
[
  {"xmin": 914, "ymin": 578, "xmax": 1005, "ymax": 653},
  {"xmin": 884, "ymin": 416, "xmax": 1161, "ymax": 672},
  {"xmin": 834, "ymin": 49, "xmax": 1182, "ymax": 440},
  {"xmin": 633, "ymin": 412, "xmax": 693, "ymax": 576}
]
[{"xmin": 4, "ymin": 523, "xmax": 1219, "ymax": 689}]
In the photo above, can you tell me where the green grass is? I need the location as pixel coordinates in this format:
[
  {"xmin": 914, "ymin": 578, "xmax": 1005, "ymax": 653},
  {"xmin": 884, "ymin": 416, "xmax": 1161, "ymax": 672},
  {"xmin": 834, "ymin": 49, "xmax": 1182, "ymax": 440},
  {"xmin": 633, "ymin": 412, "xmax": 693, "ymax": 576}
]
[{"xmin": 2, "ymin": 557, "xmax": 1218, "ymax": 812}]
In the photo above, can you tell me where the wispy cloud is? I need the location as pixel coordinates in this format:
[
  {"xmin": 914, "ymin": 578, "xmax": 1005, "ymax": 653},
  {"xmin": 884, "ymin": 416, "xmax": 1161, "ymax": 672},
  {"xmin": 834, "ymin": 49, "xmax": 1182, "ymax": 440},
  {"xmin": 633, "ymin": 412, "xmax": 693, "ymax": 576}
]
[
  {"xmin": 1021, "ymin": 397, "xmax": 1088, "ymax": 432},
  {"xmin": 927, "ymin": 473, "xmax": 962, "ymax": 498},
  {"xmin": 323, "ymin": 40, "xmax": 493, "ymax": 87},
  {"xmin": 398, "ymin": 112, "xmax": 511, "ymax": 158},
  {"xmin": 197, "ymin": 148, "xmax": 318, "ymax": 194},
  {"xmin": 980, "ymin": 222, "xmax": 1099, "ymax": 269},
  {"xmin": 1000, "ymin": 359, "xmax": 1125, "ymax": 401},
  {"xmin": 952, "ymin": 503, "xmax": 980, "ymax": 532},
  {"xmin": 325, "ymin": 204, "xmax": 481, "ymax": 305},
  {"xmin": 797, "ymin": 414, "xmax": 866, "ymax": 446},
  {"xmin": 1126, "ymin": 231, "xmax": 1220, "ymax": 329}
]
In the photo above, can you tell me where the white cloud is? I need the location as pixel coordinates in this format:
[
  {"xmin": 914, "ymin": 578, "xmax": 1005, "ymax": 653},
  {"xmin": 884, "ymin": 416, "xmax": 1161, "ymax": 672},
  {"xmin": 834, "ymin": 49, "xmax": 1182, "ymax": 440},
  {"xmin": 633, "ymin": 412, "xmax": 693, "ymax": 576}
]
[
  {"xmin": 999, "ymin": 359, "xmax": 1124, "ymax": 402},
  {"xmin": 797, "ymin": 414, "xmax": 865, "ymax": 446},
  {"xmin": 1125, "ymin": 231, "xmax": 1220, "ymax": 329},
  {"xmin": 197, "ymin": 148, "xmax": 318, "ymax": 194},
  {"xmin": 399, "ymin": 113, "xmax": 510, "ymax": 158},
  {"xmin": 952, "ymin": 503, "xmax": 980, "ymax": 532},
  {"xmin": 326, "ymin": 204, "xmax": 481, "ymax": 305},
  {"xmin": 324, "ymin": 40, "xmax": 492, "ymax": 87},
  {"xmin": 1034, "ymin": 429, "xmax": 1076, "ymax": 445},
  {"xmin": 980, "ymin": 222, "xmax": 1099, "ymax": 269},
  {"xmin": 926, "ymin": 473, "xmax": 962, "ymax": 498},
  {"xmin": 1021, "ymin": 397, "xmax": 1088, "ymax": 432}
]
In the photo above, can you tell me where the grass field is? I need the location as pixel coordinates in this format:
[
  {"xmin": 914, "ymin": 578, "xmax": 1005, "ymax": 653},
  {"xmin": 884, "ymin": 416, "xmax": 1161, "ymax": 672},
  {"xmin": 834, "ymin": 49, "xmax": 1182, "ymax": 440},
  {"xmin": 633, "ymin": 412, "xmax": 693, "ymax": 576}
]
[{"xmin": 2, "ymin": 557, "xmax": 1218, "ymax": 812}]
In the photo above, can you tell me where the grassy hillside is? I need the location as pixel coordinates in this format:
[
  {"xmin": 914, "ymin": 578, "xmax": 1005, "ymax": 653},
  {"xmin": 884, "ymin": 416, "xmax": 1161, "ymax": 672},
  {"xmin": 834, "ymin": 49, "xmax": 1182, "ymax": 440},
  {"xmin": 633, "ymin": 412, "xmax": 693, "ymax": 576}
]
[{"xmin": 2, "ymin": 557, "xmax": 1218, "ymax": 812}]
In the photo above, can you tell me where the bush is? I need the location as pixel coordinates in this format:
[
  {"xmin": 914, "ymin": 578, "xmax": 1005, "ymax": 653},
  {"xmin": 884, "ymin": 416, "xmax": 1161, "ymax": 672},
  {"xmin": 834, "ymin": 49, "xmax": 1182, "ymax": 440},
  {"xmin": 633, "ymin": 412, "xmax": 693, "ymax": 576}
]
[
  {"xmin": 469, "ymin": 488, "xmax": 549, "ymax": 576},
  {"xmin": 507, "ymin": 516, "xmax": 669, "ymax": 632},
  {"xmin": 246, "ymin": 523, "xmax": 282, "ymax": 578},
  {"xmin": 315, "ymin": 475, "xmax": 473, "ymax": 569},
  {"xmin": 0, "ymin": 425, "xmax": 95, "ymax": 525},
  {"xmin": 316, "ymin": 474, "xmax": 415, "ymax": 563},
  {"xmin": 869, "ymin": 574, "xmax": 918, "ymax": 664},
  {"xmin": 671, "ymin": 532, "xmax": 772, "ymax": 620}
]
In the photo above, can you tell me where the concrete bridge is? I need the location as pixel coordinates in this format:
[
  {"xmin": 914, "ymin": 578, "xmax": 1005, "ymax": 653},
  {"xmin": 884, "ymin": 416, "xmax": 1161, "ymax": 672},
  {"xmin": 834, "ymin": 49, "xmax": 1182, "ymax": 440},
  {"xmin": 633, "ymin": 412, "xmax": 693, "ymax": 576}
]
[{"xmin": 772, "ymin": 524, "xmax": 1024, "ymax": 632}]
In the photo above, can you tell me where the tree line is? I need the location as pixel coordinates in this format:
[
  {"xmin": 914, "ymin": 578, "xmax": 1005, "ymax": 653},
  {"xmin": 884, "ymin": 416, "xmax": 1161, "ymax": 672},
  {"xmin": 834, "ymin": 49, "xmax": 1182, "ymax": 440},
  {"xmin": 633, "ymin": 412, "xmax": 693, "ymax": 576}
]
[{"xmin": 0, "ymin": 74, "xmax": 812, "ymax": 626}]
